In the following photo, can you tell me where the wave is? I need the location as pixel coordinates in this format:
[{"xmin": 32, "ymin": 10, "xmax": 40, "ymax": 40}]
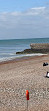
[{"xmin": 0, "ymin": 53, "xmax": 47, "ymax": 62}]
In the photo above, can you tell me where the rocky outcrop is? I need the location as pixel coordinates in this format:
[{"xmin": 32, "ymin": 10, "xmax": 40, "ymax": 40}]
[
  {"xmin": 16, "ymin": 43, "xmax": 49, "ymax": 54},
  {"xmin": 16, "ymin": 49, "xmax": 33, "ymax": 54}
]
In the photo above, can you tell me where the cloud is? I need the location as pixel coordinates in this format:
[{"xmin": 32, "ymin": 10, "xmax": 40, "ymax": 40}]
[
  {"xmin": 0, "ymin": 6, "xmax": 46, "ymax": 20},
  {"xmin": 11, "ymin": 12, "xmax": 22, "ymax": 16},
  {"xmin": 0, "ymin": 6, "xmax": 49, "ymax": 39},
  {"xmin": 0, "ymin": 7, "xmax": 48, "ymax": 26},
  {"xmin": 24, "ymin": 7, "xmax": 46, "ymax": 15},
  {"xmin": 0, "ymin": 6, "xmax": 47, "ymax": 26}
]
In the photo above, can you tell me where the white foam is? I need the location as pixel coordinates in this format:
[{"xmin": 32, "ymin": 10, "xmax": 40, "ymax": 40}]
[
  {"xmin": 0, "ymin": 53, "xmax": 47, "ymax": 62},
  {"xmin": 18, "ymin": 53, "xmax": 47, "ymax": 57}
]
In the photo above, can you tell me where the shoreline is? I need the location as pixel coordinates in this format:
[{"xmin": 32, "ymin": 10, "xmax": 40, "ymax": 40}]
[
  {"xmin": 0, "ymin": 53, "xmax": 48, "ymax": 65},
  {"xmin": 0, "ymin": 42, "xmax": 49, "ymax": 64}
]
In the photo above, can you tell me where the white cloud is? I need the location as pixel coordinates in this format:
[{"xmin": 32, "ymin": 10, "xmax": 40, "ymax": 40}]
[
  {"xmin": 31, "ymin": 7, "xmax": 45, "ymax": 10},
  {"xmin": 0, "ymin": 6, "xmax": 46, "ymax": 20},
  {"xmin": 11, "ymin": 12, "xmax": 22, "ymax": 16},
  {"xmin": 0, "ymin": 6, "xmax": 47, "ymax": 25},
  {"xmin": 0, "ymin": 6, "xmax": 49, "ymax": 39},
  {"xmin": 25, "ymin": 7, "xmax": 46, "ymax": 15},
  {"xmin": 0, "ymin": 6, "xmax": 48, "ymax": 26}
]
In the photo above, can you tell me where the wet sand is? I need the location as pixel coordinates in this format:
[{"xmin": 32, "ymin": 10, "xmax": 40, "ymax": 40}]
[{"xmin": 0, "ymin": 54, "xmax": 49, "ymax": 111}]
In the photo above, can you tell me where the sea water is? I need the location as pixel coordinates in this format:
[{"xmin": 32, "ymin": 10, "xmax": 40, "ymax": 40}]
[{"xmin": 0, "ymin": 38, "xmax": 49, "ymax": 62}]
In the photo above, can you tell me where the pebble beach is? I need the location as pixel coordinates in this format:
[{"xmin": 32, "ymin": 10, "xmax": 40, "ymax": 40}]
[{"xmin": 0, "ymin": 54, "xmax": 49, "ymax": 111}]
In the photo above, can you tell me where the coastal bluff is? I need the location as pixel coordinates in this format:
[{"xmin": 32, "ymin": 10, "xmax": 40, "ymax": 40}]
[
  {"xmin": 30, "ymin": 43, "xmax": 49, "ymax": 49},
  {"xmin": 16, "ymin": 43, "xmax": 49, "ymax": 54}
]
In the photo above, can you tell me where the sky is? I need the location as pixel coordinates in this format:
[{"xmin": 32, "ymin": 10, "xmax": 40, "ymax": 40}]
[{"xmin": 0, "ymin": 0, "xmax": 49, "ymax": 39}]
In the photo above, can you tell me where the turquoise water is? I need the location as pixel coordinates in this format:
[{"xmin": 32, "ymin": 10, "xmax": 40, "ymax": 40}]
[{"xmin": 0, "ymin": 38, "xmax": 49, "ymax": 62}]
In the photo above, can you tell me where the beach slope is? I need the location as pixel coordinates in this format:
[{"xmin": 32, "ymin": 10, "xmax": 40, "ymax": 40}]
[{"xmin": 0, "ymin": 55, "xmax": 49, "ymax": 111}]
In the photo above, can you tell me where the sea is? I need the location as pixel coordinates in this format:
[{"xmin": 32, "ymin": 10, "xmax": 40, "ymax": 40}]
[{"xmin": 0, "ymin": 38, "xmax": 49, "ymax": 62}]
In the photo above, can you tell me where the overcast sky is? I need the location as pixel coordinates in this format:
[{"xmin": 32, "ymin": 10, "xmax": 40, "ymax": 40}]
[{"xmin": 0, "ymin": 0, "xmax": 49, "ymax": 39}]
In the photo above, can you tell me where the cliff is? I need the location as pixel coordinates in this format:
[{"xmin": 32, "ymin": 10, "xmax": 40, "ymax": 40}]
[
  {"xmin": 16, "ymin": 43, "xmax": 49, "ymax": 54},
  {"xmin": 30, "ymin": 43, "xmax": 49, "ymax": 53},
  {"xmin": 30, "ymin": 43, "xmax": 49, "ymax": 49}
]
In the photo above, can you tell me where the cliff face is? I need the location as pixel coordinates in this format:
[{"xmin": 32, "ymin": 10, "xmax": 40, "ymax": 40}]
[
  {"xmin": 30, "ymin": 43, "xmax": 49, "ymax": 49},
  {"xmin": 30, "ymin": 43, "xmax": 49, "ymax": 53}
]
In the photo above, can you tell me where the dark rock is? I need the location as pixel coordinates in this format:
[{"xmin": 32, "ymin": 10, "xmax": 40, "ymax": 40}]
[
  {"xmin": 16, "ymin": 49, "xmax": 33, "ymax": 54},
  {"xmin": 16, "ymin": 48, "xmax": 49, "ymax": 54}
]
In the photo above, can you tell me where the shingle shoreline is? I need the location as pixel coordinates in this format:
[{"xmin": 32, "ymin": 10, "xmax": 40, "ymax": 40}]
[{"xmin": 0, "ymin": 54, "xmax": 49, "ymax": 111}]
